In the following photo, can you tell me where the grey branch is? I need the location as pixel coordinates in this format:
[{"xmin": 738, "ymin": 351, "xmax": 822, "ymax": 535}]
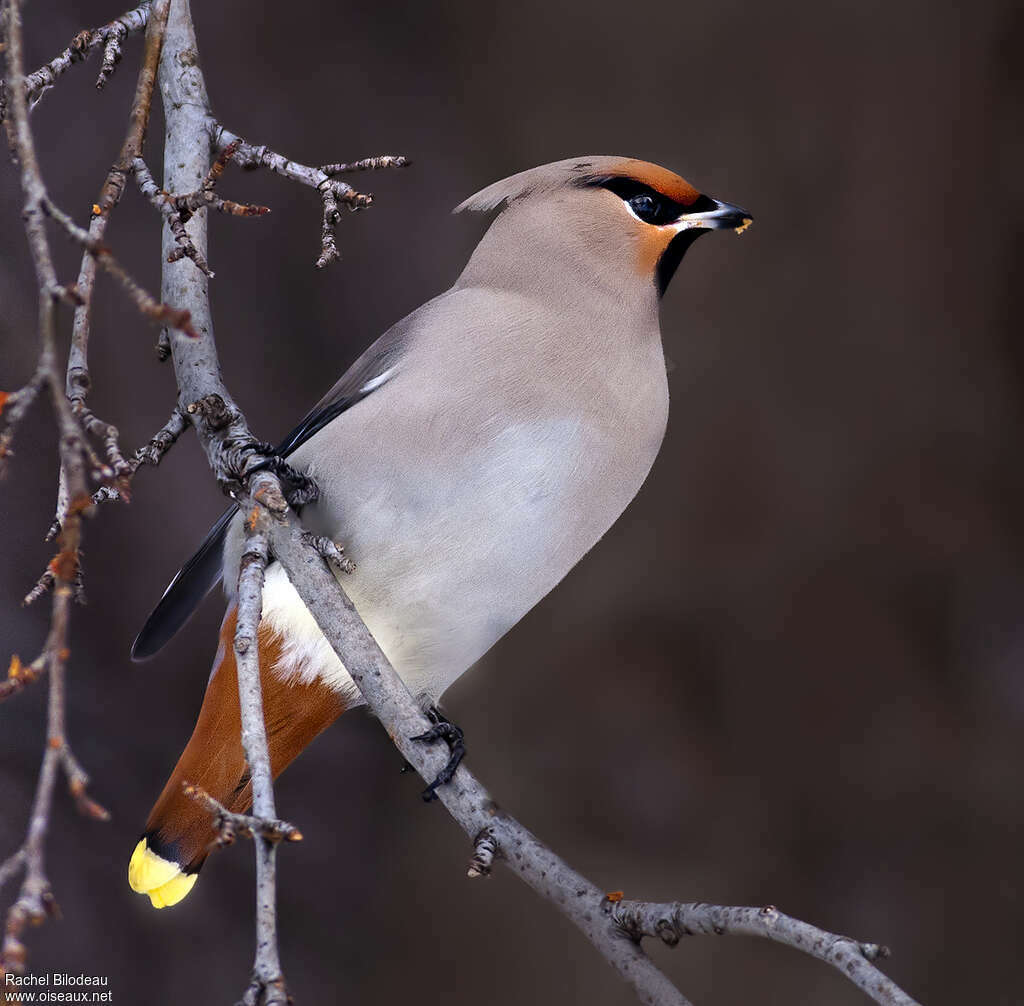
[
  {"xmin": 52, "ymin": 0, "xmax": 187, "ymax": 493},
  {"xmin": 0, "ymin": 1, "xmax": 151, "ymax": 119},
  {"xmin": 133, "ymin": 147, "xmax": 269, "ymax": 279},
  {"xmin": 0, "ymin": 371, "xmax": 45, "ymax": 475},
  {"xmin": 0, "ymin": 0, "xmax": 111, "ymax": 974},
  {"xmin": 300, "ymin": 531, "xmax": 356, "ymax": 575},
  {"xmin": 607, "ymin": 900, "xmax": 920, "ymax": 1006},
  {"xmin": 28, "ymin": 0, "xmax": 187, "ymax": 610},
  {"xmin": 208, "ymin": 120, "xmax": 404, "ymax": 268},
  {"xmin": 42, "ymin": 406, "xmax": 188, "ymax": 547},
  {"xmin": 134, "ymin": 156, "xmax": 213, "ymax": 275},
  {"xmin": 63, "ymin": 0, "xmax": 173, "ymax": 525},
  {"xmin": 321, "ymin": 154, "xmax": 410, "ymax": 175},
  {"xmin": 44, "ymin": 196, "xmax": 196, "ymax": 339},
  {"xmin": 233, "ymin": 483, "xmax": 291, "ymax": 1006},
  {"xmin": 184, "ymin": 784, "xmax": 302, "ymax": 849},
  {"xmin": 32, "ymin": 405, "xmax": 187, "ymax": 611},
  {"xmin": 157, "ymin": 4, "xmax": 292, "ymax": 1001}
]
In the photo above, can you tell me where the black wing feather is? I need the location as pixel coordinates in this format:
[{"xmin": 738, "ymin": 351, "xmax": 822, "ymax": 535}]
[{"xmin": 130, "ymin": 506, "xmax": 238, "ymax": 660}]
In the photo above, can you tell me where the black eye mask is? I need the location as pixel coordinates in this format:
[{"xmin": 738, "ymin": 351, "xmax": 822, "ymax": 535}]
[{"xmin": 589, "ymin": 176, "xmax": 715, "ymax": 226}]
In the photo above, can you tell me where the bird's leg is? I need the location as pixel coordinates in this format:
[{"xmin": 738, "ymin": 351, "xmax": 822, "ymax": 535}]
[
  {"xmin": 232, "ymin": 438, "xmax": 320, "ymax": 507},
  {"xmin": 263, "ymin": 456, "xmax": 319, "ymax": 506},
  {"xmin": 246, "ymin": 446, "xmax": 320, "ymax": 506},
  {"xmin": 410, "ymin": 706, "xmax": 466, "ymax": 802},
  {"xmin": 183, "ymin": 396, "xmax": 316, "ymax": 507}
]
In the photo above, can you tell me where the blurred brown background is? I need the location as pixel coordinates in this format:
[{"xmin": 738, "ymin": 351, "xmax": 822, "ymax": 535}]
[{"xmin": 2, "ymin": 0, "xmax": 1021, "ymax": 1003}]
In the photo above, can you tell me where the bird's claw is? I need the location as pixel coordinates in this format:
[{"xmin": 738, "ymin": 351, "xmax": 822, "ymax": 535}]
[
  {"xmin": 410, "ymin": 706, "xmax": 465, "ymax": 802},
  {"xmin": 241, "ymin": 441, "xmax": 319, "ymax": 507}
]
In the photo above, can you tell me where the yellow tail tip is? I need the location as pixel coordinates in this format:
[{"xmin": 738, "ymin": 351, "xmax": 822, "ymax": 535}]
[
  {"xmin": 128, "ymin": 838, "xmax": 197, "ymax": 908},
  {"xmin": 146, "ymin": 870, "xmax": 197, "ymax": 908}
]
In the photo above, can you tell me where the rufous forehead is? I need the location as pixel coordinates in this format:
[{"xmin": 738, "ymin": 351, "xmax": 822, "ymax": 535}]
[{"xmin": 605, "ymin": 159, "xmax": 701, "ymax": 206}]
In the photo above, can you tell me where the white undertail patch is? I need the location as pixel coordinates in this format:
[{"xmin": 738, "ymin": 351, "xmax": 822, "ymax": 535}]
[{"xmin": 260, "ymin": 564, "xmax": 362, "ymax": 707}]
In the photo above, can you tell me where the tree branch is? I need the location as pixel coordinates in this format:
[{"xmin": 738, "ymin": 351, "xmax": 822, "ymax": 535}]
[
  {"xmin": 27, "ymin": 0, "xmax": 192, "ymax": 607},
  {"xmin": 157, "ymin": 4, "xmax": 295, "ymax": 999},
  {"xmin": 184, "ymin": 784, "xmax": 302, "ymax": 848},
  {"xmin": 40, "ymin": 406, "xmax": 188, "ymax": 546},
  {"xmin": 320, "ymin": 154, "xmax": 409, "ymax": 175},
  {"xmin": 0, "ymin": 2, "xmax": 110, "ymax": 973},
  {"xmin": 233, "ymin": 484, "xmax": 290, "ymax": 1006},
  {"xmin": 607, "ymin": 900, "xmax": 919, "ymax": 1006},
  {"xmin": 66, "ymin": 0, "xmax": 170, "ymax": 428},
  {"xmin": 208, "ymin": 121, "xmax": 408, "ymax": 268},
  {"xmin": 0, "ymin": 369, "xmax": 45, "ymax": 474},
  {"xmin": 0, "ymin": 1, "xmax": 151, "ymax": 121},
  {"xmin": 133, "ymin": 144, "xmax": 269, "ymax": 279}
]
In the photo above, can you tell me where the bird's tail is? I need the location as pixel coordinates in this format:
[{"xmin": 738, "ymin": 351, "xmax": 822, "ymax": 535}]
[{"xmin": 128, "ymin": 605, "xmax": 346, "ymax": 908}]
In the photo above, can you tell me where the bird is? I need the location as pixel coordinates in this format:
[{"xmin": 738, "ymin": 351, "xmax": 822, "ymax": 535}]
[{"xmin": 127, "ymin": 155, "xmax": 751, "ymax": 908}]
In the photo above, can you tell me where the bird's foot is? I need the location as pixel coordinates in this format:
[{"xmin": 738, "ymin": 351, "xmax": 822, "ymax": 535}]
[
  {"xmin": 410, "ymin": 706, "xmax": 465, "ymax": 802},
  {"xmin": 238, "ymin": 440, "xmax": 320, "ymax": 507}
]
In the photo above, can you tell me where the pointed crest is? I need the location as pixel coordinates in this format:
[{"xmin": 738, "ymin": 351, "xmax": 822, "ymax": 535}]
[{"xmin": 454, "ymin": 156, "xmax": 701, "ymax": 214}]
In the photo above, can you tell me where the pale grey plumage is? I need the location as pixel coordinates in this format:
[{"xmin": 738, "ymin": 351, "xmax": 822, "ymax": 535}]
[
  {"xmin": 137, "ymin": 155, "xmax": 750, "ymax": 705},
  {"xmin": 223, "ymin": 282, "xmax": 667, "ymax": 702}
]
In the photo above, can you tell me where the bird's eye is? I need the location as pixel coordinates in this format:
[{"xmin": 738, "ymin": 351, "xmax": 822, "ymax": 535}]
[
  {"xmin": 628, "ymin": 194, "xmax": 661, "ymax": 222},
  {"xmin": 590, "ymin": 177, "xmax": 683, "ymax": 226}
]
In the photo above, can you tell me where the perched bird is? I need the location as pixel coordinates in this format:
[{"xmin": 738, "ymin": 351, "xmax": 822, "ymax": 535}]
[{"xmin": 127, "ymin": 155, "xmax": 751, "ymax": 908}]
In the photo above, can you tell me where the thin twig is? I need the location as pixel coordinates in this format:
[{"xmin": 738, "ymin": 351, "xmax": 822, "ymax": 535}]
[
  {"xmin": 57, "ymin": 0, "xmax": 172, "ymax": 538},
  {"xmin": 43, "ymin": 406, "xmax": 187, "ymax": 549},
  {"xmin": 22, "ymin": 554, "xmax": 84, "ymax": 609},
  {"xmin": 0, "ymin": 369, "xmax": 45, "ymax": 476},
  {"xmin": 321, "ymin": 154, "xmax": 409, "ymax": 174},
  {"xmin": 22, "ymin": 569, "xmax": 56, "ymax": 609},
  {"xmin": 607, "ymin": 900, "xmax": 920, "ymax": 1006},
  {"xmin": 29, "ymin": 407, "xmax": 186, "ymax": 614},
  {"xmin": 133, "ymin": 405, "xmax": 188, "ymax": 467},
  {"xmin": 208, "ymin": 120, "xmax": 387, "ymax": 268},
  {"xmin": 233, "ymin": 484, "xmax": 291, "ymax": 1006},
  {"xmin": 133, "ymin": 146, "xmax": 269, "ymax": 278},
  {"xmin": 46, "ymin": 196, "xmax": 196, "ymax": 338},
  {"xmin": 27, "ymin": 396, "xmax": 179, "ymax": 632},
  {"xmin": 60, "ymin": 745, "xmax": 110, "ymax": 822},
  {"xmin": 133, "ymin": 156, "xmax": 213, "ymax": 275},
  {"xmin": 316, "ymin": 183, "xmax": 341, "ymax": 269},
  {"xmin": 300, "ymin": 530, "xmax": 355, "ymax": 574},
  {"xmin": 184, "ymin": 784, "xmax": 302, "ymax": 850},
  {"xmin": 175, "ymin": 138, "xmax": 271, "ymax": 219},
  {"xmin": 0, "ymin": 1, "xmax": 151, "ymax": 120},
  {"xmin": 0, "ymin": 653, "xmax": 46, "ymax": 701}
]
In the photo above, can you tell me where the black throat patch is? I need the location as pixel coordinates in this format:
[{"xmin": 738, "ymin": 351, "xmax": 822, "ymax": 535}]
[{"xmin": 657, "ymin": 229, "xmax": 708, "ymax": 297}]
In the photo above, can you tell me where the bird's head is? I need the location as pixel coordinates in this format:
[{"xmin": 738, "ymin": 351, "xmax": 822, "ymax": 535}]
[{"xmin": 455, "ymin": 156, "xmax": 751, "ymax": 302}]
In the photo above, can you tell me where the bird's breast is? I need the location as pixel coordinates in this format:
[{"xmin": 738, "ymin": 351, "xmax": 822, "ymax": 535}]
[{"xmin": 264, "ymin": 316, "xmax": 670, "ymax": 701}]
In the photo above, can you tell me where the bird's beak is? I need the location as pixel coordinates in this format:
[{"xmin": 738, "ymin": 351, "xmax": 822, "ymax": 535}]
[{"xmin": 675, "ymin": 198, "xmax": 753, "ymax": 234}]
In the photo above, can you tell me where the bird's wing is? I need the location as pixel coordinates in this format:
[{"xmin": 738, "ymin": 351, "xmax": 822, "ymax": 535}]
[{"xmin": 130, "ymin": 324, "xmax": 410, "ymax": 661}]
